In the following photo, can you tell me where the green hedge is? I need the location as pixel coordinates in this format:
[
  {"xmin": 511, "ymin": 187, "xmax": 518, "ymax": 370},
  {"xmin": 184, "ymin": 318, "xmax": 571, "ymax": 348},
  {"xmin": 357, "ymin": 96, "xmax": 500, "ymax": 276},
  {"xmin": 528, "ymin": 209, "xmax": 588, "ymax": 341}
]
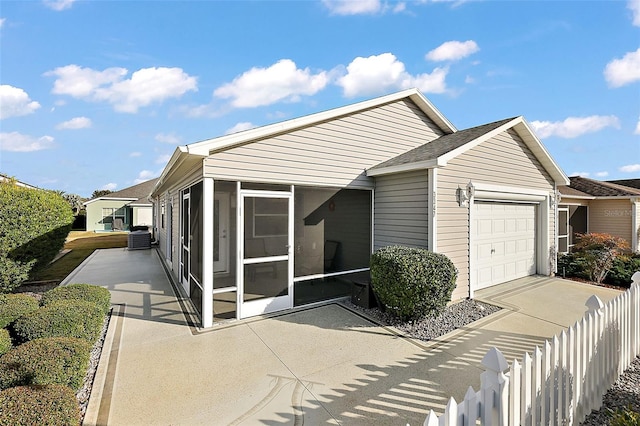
[
  {"xmin": 0, "ymin": 293, "xmax": 39, "ymax": 328},
  {"xmin": 0, "ymin": 180, "xmax": 73, "ymax": 293},
  {"xmin": 0, "ymin": 329, "xmax": 11, "ymax": 356},
  {"xmin": 41, "ymin": 284, "xmax": 111, "ymax": 315},
  {"xmin": 12, "ymin": 300, "xmax": 105, "ymax": 344},
  {"xmin": 0, "ymin": 337, "xmax": 91, "ymax": 391},
  {"xmin": 0, "ymin": 384, "xmax": 80, "ymax": 426},
  {"xmin": 370, "ymin": 245, "xmax": 458, "ymax": 321},
  {"xmin": 606, "ymin": 254, "xmax": 640, "ymax": 288}
]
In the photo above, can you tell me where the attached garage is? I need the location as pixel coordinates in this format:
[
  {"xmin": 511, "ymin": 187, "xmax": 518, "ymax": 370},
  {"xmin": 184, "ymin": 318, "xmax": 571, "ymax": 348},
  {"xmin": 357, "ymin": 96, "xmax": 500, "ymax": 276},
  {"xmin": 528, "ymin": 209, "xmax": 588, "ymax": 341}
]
[{"xmin": 473, "ymin": 202, "xmax": 537, "ymax": 289}]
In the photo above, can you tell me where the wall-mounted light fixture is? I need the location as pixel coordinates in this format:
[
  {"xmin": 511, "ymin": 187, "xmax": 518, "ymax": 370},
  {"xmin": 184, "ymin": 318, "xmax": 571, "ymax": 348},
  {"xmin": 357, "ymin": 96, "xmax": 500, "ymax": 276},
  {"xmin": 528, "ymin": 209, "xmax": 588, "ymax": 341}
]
[{"xmin": 456, "ymin": 186, "xmax": 469, "ymax": 207}]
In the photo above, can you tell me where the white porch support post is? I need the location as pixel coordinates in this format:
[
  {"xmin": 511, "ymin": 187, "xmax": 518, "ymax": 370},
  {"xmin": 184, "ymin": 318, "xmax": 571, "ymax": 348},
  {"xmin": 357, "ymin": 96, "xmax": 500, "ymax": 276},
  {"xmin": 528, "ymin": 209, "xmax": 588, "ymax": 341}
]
[
  {"xmin": 201, "ymin": 177, "xmax": 214, "ymax": 328},
  {"xmin": 631, "ymin": 198, "xmax": 639, "ymax": 252},
  {"xmin": 467, "ymin": 182, "xmax": 476, "ymax": 299},
  {"xmin": 427, "ymin": 168, "xmax": 437, "ymax": 252}
]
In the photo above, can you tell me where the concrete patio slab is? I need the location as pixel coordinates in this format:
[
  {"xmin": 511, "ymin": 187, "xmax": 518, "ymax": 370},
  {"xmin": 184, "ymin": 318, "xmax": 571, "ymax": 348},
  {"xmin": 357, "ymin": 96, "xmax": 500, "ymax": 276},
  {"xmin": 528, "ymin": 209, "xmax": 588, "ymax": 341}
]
[{"xmin": 67, "ymin": 248, "xmax": 622, "ymax": 426}]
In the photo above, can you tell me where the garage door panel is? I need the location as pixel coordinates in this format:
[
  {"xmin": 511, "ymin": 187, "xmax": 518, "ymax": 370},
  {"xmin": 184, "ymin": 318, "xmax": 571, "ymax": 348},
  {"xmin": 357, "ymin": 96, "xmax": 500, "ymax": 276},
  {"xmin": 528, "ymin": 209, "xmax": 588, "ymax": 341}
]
[{"xmin": 474, "ymin": 202, "xmax": 537, "ymax": 290}]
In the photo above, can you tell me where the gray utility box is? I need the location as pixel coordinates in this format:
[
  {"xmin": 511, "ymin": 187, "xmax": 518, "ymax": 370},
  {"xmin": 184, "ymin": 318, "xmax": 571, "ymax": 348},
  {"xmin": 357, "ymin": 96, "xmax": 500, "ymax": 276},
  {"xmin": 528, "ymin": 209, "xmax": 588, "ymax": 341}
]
[{"xmin": 128, "ymin": 231, "xmax": 151, "ymax": 250}]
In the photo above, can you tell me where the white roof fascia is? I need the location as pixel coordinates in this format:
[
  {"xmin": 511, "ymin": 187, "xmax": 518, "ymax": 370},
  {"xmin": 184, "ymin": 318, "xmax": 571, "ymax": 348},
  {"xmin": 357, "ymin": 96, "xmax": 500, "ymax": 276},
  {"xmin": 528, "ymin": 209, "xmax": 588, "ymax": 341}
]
[
  {"xmin": 558, "ymin": 194, "xmax": 596, "ymax": 200},
  {"xmin": 366, "ymin": 159, "xmax": 441, "ymax": 177},
  {"xmin": 185, "ymin": 89, "xmax": 457, "ymax": 157},
  {"xmin": 151, "ymin": 146, "xmax": 202, "ymax": 196},
  {"xmin": 83, "ymin": 197, "xmax": 138, "ymax": 206}
]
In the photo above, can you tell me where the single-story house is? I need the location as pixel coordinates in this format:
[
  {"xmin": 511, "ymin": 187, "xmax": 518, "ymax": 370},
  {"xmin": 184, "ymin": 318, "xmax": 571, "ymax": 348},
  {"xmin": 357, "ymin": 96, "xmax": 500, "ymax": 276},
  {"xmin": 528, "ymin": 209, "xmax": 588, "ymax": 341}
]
[
  {"xmin": 85, "ymin": 178, "xmax": 158, "ymax": 232},
  {"xmin": 150, "ymin": 88, "xmax": 569, "ymax": 328},
  {"xmin": 558, "ymin": 176, "xmax": 640, "ymax": 253}
]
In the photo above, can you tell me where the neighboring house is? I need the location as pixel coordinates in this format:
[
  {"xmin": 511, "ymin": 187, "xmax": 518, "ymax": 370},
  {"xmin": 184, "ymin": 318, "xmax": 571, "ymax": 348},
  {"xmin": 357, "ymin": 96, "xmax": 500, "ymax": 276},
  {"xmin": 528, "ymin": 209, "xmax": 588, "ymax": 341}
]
[
  {"xmin": 0, "ymin": 173, "xmax": 39, "ymax": 189},
  {"xmin": 84, "ymin": 179, "xmax": 158, "ymax": 232},
  {"xmin": 558, "ymin": 176, "xmax": 640, "ymax": 253},
  {"xmin": 150, "ymin": 88, "xmax": 569, "ymax": 328}
]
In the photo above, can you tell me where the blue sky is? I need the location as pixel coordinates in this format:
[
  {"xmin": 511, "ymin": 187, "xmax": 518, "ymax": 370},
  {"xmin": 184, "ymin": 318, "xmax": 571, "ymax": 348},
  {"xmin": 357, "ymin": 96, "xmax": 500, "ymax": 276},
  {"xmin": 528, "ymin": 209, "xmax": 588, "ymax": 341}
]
[{"xmin": 1, "ymin": 0, "xmax": 639, "ymax": 198}]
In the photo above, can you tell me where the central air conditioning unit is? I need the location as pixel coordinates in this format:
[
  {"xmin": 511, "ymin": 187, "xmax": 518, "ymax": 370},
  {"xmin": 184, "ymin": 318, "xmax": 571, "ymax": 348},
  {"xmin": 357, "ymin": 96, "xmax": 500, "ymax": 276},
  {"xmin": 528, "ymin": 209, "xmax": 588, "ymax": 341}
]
[{"xmin": 128, "ymin": 231, "xmax": 151, "ymax": 250}]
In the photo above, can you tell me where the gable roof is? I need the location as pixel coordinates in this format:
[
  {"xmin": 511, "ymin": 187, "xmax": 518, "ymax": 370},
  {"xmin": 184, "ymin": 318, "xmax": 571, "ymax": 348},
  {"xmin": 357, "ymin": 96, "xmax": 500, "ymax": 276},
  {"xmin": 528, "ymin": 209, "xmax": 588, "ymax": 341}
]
[
  {"xmin": 559, "ymin": 176, "xmax": 640, "ymax": 198},
  {"xmin": 152, "ymin": 88, "xmax": 457, "ymax": 195},
  {"xmin": 367, "ymin": 116, "xmax": 569, "ymax": 185},
  {"xmin": 85, "ymin": 178, "xmax": 159, "ymax": 206}
]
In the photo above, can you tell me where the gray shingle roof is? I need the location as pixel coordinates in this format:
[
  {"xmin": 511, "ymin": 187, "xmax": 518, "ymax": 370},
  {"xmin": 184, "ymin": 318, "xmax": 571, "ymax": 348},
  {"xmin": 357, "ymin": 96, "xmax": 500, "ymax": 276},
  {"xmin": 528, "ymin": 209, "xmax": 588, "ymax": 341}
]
[
  {"xmin": 561, "ymin": 176, "xmax": 640, "ymax": 197},
  {"xmin": 91, "ymin": 178, "xmax": 159, "ymax": 205},
  {"xmin": 606, "ymin": 178, "xmax": 640, "ymax": 190},
  {"xmin": 370, "ymin": 117, "xmax": 516, "ymax": 170}
]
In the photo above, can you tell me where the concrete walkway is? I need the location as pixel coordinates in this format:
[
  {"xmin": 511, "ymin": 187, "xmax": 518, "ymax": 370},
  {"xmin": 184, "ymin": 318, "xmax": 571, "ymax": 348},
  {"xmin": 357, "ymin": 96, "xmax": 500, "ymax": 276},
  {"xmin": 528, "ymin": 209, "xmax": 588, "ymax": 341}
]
[{"xmin": 65, "ymin": 248, "xmax": 622, "ymax": 426}]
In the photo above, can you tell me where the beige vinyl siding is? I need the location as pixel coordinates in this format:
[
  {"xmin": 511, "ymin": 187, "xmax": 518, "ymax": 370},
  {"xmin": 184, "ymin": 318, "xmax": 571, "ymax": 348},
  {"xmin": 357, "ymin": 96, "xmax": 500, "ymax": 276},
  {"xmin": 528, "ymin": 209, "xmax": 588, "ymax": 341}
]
[
  {"xmin": 374, "ymin": 170, "xmax": 429, "ymax": 250},
  {"xmin": 204, "ymin": 99, "xmax": 444, "ymax": 188},
  {"xmin": 437, "ymin": 128, "xmax": 555, "ymax": 300},
  {"xmin": 589, "ymin": 199, "xmax": 634, "ymax": 243},
  {"xmin": 85, "ymin": 200, "xmax": 131, "ymax": 232}
]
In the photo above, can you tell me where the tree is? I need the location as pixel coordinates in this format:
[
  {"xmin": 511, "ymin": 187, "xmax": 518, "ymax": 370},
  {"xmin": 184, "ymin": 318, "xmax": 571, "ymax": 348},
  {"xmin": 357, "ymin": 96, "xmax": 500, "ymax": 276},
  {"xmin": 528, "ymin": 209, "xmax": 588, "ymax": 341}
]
[
  {"xmin": 91, "ymin": 189, "xmax": 113, "ymax": 199},
  {"xmin": 62, "ymin": 193, "xmax": 85, "ymax": 214},
  {"xmin": 573, "ymin": 233, "xmax": 630, "ymax": 283}
]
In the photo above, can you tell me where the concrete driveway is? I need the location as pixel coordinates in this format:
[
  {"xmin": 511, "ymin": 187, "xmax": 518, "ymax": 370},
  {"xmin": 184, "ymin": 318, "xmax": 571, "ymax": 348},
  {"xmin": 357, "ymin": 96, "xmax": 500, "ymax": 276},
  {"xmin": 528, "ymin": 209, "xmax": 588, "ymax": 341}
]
[{"xmin": 63, "ymin": 248, "xmax": 621, "ymax": 426}]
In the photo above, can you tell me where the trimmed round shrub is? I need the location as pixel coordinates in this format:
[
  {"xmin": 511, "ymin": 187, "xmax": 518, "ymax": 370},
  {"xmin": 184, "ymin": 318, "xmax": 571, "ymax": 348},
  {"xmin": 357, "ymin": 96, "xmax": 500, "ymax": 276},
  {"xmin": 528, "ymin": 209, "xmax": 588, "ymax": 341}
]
[
  {"xmin": 0, "ymin": 384, "xmax": 80, "ymax": 426},
  {"xmin": 41, "ymin": 283, "xmax": 111, "ymax": 315},
  {"xmin": 0, "ymin": 329, "xmax": 11, "ymax": 356},
  {"xmin": 0, "ymin": 180, "xmax": 73, "ymax": 293},
  {"xmin": 370, "ymin": 245, "xmax": 458, "ymax": 321},
  {"xmin": 0, "ymin": 337, "xmax": 91, "ymax": 390},
  {"xmin": 0, "ymin": 293, "xmax": 39, "ymax": 328},
  {"xmin": 12, "ymin": 300, "xmax": 105, "ymax": 344}
]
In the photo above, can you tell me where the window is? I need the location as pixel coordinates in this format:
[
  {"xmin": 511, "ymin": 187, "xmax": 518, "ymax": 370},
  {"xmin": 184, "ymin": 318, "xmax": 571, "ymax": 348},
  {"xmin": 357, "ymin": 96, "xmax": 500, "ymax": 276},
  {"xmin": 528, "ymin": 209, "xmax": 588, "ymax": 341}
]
[
  {"xmin": 101, "ymin": 207, "xmax": 126, "ymax": 227},
  {"xmin": 253, "ymin": 198, "xmax": 288, "ymax": 237},
  {"xmin": 160, "ymin": 200, "xmax": 165, "ymax": 229}
]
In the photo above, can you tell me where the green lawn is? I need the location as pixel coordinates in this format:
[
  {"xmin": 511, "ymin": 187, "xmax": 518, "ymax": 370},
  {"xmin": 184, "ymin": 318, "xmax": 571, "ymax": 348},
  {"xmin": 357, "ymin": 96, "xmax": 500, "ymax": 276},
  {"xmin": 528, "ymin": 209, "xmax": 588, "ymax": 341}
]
[{"xmin": 30, "ymin": 231, "xmax": 128, "ymax": 283}]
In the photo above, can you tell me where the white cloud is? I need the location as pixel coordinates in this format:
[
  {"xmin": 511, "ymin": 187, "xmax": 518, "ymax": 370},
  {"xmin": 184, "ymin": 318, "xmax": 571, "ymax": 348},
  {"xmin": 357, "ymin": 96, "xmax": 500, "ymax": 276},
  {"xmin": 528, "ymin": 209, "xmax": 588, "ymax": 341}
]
[
  {"xmin": 635, "ymin": 116, "xmax": 640, "ymax": 135},
  {"xmin": 426, "ymin": 40, "xmax": 479, "ymax": 62},
  {"xmin": 595, "ymin": 171, "xmax": 609, "ymax": 178},
  {"xmin": 629, "ymin": 0, "xmax": 640, "ymax": 26},
  {"xmin": 45, "ymin": 65, "xmax": 197, "ymax": 113},
  {"xmin": 55, "ymin": 116, "xmax": 92, "ymax": 130},
  {"xmin": 620, "ymin": 164, "xmax": 640, "ymax": 173},
  {"xmin": 214, "ymin": 59, "xmax": 328, "ymax": 108},
  {"xmin": 0, "ymin": 132, "xmax": 54, "ymax": 152},
  {"xmin": 0, "ymin": 18, "xmax": 5, "ymax": 28},
  {"xmin": 155, "ymin": 132, "xmax": 182, "ymax": 144},
  {"xmin": 225, "ymin": 122, "xmax": 256, "ymax": 135},
  {"xmin": 43, "ymin": 0, "xmax": 76, "ymax": 11},
  {"xmin": 129, "ymin": 152, "xmax": 142, "ymax": 157},
  {"xmin": 530, "ymin": 115, "xmax": 620, "ymax": 139},
  {"xmin": 134, "ymin": 170, "xmax": 159, "ymax": 184},
  {"xmin": 337, "ymin": 53, "xmax": 448, "ymax": 97},
  {"xmin": 571, "ymin": 171, "xmax": 590, "ymax": 178},
  {"xmin": 101, "ymin": 182, "xmax": 117, "ymax": 191},
  {"xmin": 322, "ymin": 0, "xmax": 382, "ymax": 15},
  {"xmin": 156, "ymin": 154, "xmax": 171, "ymax": 164},
  {"xmin": 0, "ymin": 85, "xmax": 41, "ymax": 119},
  {"xmin": 604, "ymin": 48, "xmax": 640, "ymax": 88}
]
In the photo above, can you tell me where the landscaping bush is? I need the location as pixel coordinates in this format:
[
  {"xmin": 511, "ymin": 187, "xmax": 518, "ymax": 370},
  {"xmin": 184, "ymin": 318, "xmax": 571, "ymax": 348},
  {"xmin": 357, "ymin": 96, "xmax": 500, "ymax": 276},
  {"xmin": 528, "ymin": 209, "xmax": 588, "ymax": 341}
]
[
  {"xmin": 41, "ymin": 283, "xmax": 111, "ymax": 315},
  {"xmin": 0, "ymin": 293, "xmax": 39, "ymax": 328},
  {"xmin": 0, "ymin": 329, "xmax": 11, "ymax": 356},
  {"xmin": 0, "ymin": 180, "xmax": 73, "ymax": 293},
  {"xmin": 571, "ymin": 233, "xmax": 630, "ymax": 284},
  {"xmin": 370, "ymin": 245, "xmax": 458, "ymax": 321},
  {"xmin": 0, "ymin": 384, "xmax": 80, "ymax": 426},
  {"xmin": 606, "ymin": 253, "xmax": 640, "ymax": 288},
  {"xmin": 0, "ymin": 337, "xmax": 91, "ymax": 390},
  {"xmin": 12, "ymin": 300, "xmax": 105, "ymax": 344}
]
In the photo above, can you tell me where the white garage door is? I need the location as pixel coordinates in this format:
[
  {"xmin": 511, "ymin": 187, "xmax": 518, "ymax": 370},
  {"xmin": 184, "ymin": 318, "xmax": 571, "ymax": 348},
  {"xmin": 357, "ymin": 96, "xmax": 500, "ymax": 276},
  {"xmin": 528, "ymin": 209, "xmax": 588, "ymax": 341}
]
[{"xmin": 473, "ymin": 202, "xmax": 537, "ymax": 290}]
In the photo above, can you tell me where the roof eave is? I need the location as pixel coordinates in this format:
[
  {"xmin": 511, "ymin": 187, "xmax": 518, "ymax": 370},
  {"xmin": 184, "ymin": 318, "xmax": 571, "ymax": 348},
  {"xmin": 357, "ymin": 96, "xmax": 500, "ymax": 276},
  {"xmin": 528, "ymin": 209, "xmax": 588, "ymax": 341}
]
[{"xmin": 366, "ymin": 159, "xmax": 441, "ymax": 177}]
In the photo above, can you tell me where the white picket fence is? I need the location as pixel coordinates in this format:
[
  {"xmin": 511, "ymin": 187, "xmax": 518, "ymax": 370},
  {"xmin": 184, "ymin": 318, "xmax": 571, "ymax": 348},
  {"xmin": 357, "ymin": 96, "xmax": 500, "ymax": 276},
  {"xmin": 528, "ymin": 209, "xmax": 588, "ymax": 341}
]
[{"xmin": 424, "ymin": 272, "xmax": 640, "ymax": 426}]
